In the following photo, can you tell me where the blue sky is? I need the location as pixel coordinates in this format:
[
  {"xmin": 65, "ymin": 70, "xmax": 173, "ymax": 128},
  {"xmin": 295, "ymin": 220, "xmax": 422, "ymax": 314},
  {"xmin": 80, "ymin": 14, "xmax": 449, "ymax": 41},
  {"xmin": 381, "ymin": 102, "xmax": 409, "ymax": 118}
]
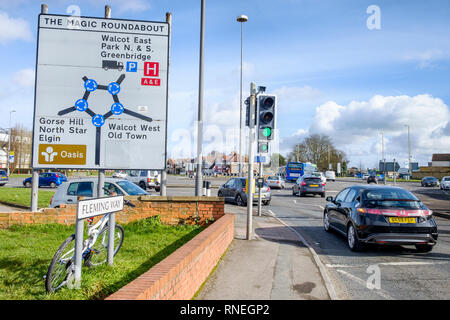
[{"xmin": 0, "ymin": 0, "xmax": 449, "ymax": 168}]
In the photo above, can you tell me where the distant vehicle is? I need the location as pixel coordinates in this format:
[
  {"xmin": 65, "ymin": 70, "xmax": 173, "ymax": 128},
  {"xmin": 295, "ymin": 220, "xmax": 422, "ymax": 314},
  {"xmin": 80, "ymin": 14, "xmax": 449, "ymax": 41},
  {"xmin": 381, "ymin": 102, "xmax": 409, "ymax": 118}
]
[
  {"xmin": 325, "ymin": 171, "xmax": 336, "ymax": 182},
  {"xmin": 285, "ymin": 162, "xmax": 316, "ymax": 182},
  {"xmin": 441, "ymin": 176, "xmax": 450, "ymax": 190},
  {"xmin": 218, "ymin": 177, "xmax": 271, "ymax": 206},
  {"xmin": 23, "ymin": 172, "xmax": 67, "ymax": 188},
  {"xmin": 362, "ymin": 174, "xmax": 370, "ymax": 180},
  {"xmin": 421, "ymin": 177, "xmax": 440, "ymax": 187},
  {"xmin": 367, "ymin": 175, "xmax": 379, "ymax": 184},
  {"xmin": 112, "ymin": 171, "xmax": 128, "ymax": 178},
  {"xmin": 324, "ymin": 185, "xmax": 438, "ymax": 252},
  {"xmin": 309, "ymin": 172, "xmax": 326, "ymax": 184},
  {"xmin": 125, "ymin": 170, "xmax": 161, "ymax": 192},
  {"xmin": 292, "ymin": 176, "xmax": 325, "ymax": 198},
  {"xmin": 265, "ymin": 175, "xmax": 285, "ymax": 189},
  {"xmin": 50, "ymin": 178, "xmax": 148, "ymax": 208},
  {"xmin": 102, "ymin": 60, "xmax": 124, "ymax": 71},
  {"xmin": 0, "ymin": 170, "xmax": 8, "ymax": 186}
]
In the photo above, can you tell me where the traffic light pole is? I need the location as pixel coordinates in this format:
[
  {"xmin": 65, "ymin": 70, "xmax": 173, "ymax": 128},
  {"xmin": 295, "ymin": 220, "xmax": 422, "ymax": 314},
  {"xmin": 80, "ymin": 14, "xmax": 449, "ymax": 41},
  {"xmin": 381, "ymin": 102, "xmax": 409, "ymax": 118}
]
[
  {"xmin": 246, "ymin": 82, "xmax": 256, "ymax": 240},
  {"xmin": 257, "ymin": 160, "xmax": 262, "ymax": 217}
]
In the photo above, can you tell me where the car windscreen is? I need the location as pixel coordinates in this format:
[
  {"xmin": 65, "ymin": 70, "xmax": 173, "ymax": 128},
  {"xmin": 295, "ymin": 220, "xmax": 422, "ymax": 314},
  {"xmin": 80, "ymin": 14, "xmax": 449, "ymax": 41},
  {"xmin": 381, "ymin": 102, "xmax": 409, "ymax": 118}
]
[
  {"xmin": 116, "ymin": 180, "xmax": 148, "ymax": 195},
  {"xmin": 363, "ymin": 189, "xmax": 421, "ymax": 209}
]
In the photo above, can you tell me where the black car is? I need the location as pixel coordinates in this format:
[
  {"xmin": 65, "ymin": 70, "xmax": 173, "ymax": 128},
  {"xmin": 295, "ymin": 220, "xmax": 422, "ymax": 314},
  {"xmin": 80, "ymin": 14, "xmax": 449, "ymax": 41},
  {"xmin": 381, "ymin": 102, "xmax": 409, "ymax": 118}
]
[
  {"xmin": 0, "ymin": 170, "xmax": 8, "ymax": 186},
  {"xmin": 421, "ymin": 176, "xmax": 440, "ymax": 187},
  {"xmin": 323, "ymin": 185, "xmax": 438, "ymax": 252},
  {"xmin": 218, "ymin": 177, "xmax": 272, "ymax": 206}
]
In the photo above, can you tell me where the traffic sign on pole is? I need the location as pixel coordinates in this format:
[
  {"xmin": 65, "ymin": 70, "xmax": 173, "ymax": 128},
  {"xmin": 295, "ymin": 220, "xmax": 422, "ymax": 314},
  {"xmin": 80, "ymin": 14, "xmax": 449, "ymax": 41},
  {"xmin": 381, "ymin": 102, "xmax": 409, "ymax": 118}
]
[{"xmin": 32, "ymin": 14, "xmax": 169, "ymax": 170}]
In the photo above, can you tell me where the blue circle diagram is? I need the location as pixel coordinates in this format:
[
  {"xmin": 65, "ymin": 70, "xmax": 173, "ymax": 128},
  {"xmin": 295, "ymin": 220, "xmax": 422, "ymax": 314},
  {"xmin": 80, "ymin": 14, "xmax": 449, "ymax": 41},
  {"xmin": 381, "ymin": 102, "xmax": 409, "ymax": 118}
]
[
  {"xmin": 92, "ymin": 114, "xmax": 105, "ymax": 127},
  {"xmin": 75, "ymin": 99, "xmax": 88, "ymax": 111},
  {"xmin": 111, "ymin": 102, "xmax": 124, "ymax": 115},
  {"xmin": 84, "ymin": 79, "xmax": 98, "ymax": 92},
  {"xmin": 107, "ymin": 82, "xmax": 121, "ymax": 95}
]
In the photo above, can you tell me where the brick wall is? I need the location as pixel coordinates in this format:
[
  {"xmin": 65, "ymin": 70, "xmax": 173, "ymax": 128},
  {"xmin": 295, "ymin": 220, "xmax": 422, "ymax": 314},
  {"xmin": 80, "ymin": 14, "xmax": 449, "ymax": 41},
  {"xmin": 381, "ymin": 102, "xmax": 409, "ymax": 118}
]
[
  {"xmin": 0, "ymin": 196, "xmax": 224, "ymax": 229},
  {"xmin": 106, "ymin": 213, "xmax": 234, "ymax": 300},
  {"xmin": 413, "ymin": 167, "xmax": 450, "ymax": 180}
]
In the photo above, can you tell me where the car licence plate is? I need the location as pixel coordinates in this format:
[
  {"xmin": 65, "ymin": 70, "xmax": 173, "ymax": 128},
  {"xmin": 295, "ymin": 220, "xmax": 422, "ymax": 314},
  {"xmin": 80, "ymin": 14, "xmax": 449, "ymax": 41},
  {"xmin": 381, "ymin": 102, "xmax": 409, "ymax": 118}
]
[
  {"xmin": 389, "ymin": 217, "xmax": 416, "ymax": 224},
  {"xmin": 309, "ymin": 184, "xmax": 319, "ymax": 187}
]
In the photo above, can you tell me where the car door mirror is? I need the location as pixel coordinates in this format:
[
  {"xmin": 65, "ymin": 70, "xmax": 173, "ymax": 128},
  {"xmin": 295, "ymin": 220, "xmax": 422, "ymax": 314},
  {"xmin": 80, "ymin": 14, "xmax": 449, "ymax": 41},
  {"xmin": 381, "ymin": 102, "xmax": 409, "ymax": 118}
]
[{"xmin": 326, "ymin": 196, "xmax": 333, "ymax": 202}]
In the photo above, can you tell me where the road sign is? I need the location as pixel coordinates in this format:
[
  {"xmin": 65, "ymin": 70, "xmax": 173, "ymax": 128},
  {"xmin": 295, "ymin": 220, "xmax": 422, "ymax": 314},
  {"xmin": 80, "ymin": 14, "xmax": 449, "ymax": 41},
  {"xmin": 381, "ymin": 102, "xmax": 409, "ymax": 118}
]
[
  {"xmin": 255, "ymin": 155, "xmax": 266, "ymax": 163},
  {"xmin": 77, "ymin": 195, "xmax": 124, "ymax": 220},
  {"xmin": 9, "ymin": 152, "xmax": 14, "ymax": 163},
  {"xmin": 32, "ymin": 14, "xmax": 169, "ymax": 170}
]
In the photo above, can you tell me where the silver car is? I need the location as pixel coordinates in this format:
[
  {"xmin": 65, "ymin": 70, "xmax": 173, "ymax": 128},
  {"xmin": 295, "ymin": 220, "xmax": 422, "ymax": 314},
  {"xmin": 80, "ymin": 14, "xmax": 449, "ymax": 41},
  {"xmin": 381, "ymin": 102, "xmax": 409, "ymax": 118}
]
[
  {"xmin": 265, "ymin": 175, "xmax": 286, "ymax": 189},
  {"xmin": 292, "ymin": 176, "xmax": 325, "ymax": 197},
  {"xmin": 49, "ymin": 177, "xmax": 149, "ymax": 208},
  {"xmin": 441, "ymin": 176, "xmax": 450, "ymax": 190}
]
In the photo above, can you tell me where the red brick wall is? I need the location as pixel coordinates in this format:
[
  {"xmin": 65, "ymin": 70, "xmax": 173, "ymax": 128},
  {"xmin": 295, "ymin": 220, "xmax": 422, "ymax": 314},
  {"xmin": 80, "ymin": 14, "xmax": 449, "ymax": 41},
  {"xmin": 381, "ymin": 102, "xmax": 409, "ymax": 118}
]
[
  {"xmin": 0, "ymin": 196, "xmax": 225, "ymax": 229},
  {"xmin": 106, "ymin": 213, "xmax": 234, "ymax": 300}
]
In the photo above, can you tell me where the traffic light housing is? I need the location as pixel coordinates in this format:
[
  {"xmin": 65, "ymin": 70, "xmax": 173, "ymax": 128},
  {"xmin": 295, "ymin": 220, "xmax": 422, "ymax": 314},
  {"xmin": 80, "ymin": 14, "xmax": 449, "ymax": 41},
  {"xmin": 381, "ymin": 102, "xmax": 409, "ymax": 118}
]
[
  {"xmin": 257, "ymin": 94, "xmax": 276, "ymax": 141},
  {"xmin": 258, "ymin": 141, "xmax": 269, "ymax": 153}
]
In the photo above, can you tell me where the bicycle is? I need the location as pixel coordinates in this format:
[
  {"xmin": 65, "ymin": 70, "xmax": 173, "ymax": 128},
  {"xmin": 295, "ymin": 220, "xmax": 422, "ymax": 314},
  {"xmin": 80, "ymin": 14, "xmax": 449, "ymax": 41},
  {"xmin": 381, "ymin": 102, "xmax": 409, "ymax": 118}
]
[{"xmin": 45, "ymin": 190, "xmax": 134, "ymax": 293}]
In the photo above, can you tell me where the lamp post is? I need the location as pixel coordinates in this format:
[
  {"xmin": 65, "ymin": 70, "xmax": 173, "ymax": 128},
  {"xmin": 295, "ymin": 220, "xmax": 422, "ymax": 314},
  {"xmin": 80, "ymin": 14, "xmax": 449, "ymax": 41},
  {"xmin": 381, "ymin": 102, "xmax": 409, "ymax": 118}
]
[
  {"xmin": 237, "ymin": 14, "xmax": 247, "ymax": 177},
  {"xmin": 405, "ymin": 124, "xmax": 412, "ymax": 178},
  {"xmin": 7, "ymin": 110, "xmax": 16, "ymax": 176}
]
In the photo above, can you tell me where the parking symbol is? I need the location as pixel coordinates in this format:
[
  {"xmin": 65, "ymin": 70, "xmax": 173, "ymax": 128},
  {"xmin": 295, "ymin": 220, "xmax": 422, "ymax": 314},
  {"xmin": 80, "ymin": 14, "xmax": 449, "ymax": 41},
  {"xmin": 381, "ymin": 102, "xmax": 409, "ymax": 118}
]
[{"xmin": 126, "ymin": 61, "xmax": 138, "ymax": 72}]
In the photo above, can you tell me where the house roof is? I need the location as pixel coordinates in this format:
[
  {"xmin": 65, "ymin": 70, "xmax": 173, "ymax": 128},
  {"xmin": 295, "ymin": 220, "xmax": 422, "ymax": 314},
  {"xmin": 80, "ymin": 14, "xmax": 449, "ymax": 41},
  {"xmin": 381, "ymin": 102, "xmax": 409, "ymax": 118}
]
[{"xmin": 432, "ymin": 154, "xmax": 450, "ymax": 161}]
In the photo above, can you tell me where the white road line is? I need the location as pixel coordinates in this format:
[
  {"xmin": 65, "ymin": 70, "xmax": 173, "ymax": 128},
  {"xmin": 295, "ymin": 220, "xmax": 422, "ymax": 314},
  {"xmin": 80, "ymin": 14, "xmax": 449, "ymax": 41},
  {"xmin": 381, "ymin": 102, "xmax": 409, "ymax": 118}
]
[
  {"xmin": 336, "ymin": 269, "xmax": 394, "ymax": 300},
  {"xmin": 327, "ymin": 261, "xmax": 447, "ymax": 268}
]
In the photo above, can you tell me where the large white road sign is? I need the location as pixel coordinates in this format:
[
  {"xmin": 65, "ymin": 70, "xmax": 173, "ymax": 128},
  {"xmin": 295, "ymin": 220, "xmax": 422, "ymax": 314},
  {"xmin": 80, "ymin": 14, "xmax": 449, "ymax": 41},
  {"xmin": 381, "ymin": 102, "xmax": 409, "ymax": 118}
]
[{"xmin": 32, "ymin": 14, "xmax": 169, "ymax": 170}]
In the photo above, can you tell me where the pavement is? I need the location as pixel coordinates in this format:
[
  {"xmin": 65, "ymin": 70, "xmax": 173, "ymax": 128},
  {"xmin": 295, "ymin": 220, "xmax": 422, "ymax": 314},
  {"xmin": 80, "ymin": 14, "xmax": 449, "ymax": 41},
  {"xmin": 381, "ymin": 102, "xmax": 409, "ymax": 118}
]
[{"xmin": 195, "ymin": 206, "xmax": 334, "ymax": 300}]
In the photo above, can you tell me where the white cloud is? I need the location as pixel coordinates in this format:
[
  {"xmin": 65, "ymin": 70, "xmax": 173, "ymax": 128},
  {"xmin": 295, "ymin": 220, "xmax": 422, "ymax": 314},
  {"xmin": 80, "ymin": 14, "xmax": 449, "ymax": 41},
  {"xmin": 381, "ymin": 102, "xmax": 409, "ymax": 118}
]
[
  {"xmin": 12, "ymin": 68, "xmax": 35, "ymax": 87},
  {"xmin": 0, "ymin": 11, "xmax": 32, "ymax": 44},
  {"xmin": 404, "ymin": 49, "xmax": 447, "ymax": 69},
  {"xmin": 281, "ymin": 94, "xmax": 450, "ymax": 167}
]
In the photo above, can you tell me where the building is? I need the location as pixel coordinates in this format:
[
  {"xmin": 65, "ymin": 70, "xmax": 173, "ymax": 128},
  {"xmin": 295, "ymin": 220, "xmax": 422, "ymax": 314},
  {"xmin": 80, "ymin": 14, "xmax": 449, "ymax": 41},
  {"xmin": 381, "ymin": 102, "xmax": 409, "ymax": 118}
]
[{"xmin": 431, "ymin": 154, "xmax": 450, "ymax": 167}]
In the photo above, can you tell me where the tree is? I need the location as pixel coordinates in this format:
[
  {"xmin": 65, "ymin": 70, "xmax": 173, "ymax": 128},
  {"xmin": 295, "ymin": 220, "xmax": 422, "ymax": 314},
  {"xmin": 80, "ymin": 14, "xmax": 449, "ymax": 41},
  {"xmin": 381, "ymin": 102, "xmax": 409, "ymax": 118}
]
[{"xmin": 290, "ymin": 134, "xmax": 348, "ymax": 171}]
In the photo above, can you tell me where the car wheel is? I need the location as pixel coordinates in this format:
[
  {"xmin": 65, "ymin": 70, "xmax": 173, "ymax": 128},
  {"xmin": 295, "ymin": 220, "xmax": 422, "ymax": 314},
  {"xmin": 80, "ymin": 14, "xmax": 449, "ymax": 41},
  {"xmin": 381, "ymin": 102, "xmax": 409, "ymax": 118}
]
[
  {"xmin": 218, "ymin": 191, "xmax": 223, "ymax": 197},
  {"xmin": 263, "ymin": 200, "xmax": 270, "ymax": 206},
  {"xmin": 299, "ymin": 192, "xmax": 304, "ymax": 197},
  {"xmin": 292, "ymin": 188, "xmax": 296, "ymax": 196},
  {"xmin": 321, "ymin": 193, "xmax": 325, "ymax": 198},
  {"xmin": 347, "ymin": 224, "xmax": 364, "ymax": 252},
  {"xmin": 415, "ymin": 244, "xmax": 433, "ymax": 253},
  {"xmin": 50, "ymin": 182, "xmax": 57, "ymax": 188},
  {"xmin": 139, "ymin": 182, "xmax": 146, "ymax": 190},
  {"xmin": 323, "ymin": 211, "xmax": 331, "ymax": 232},
  {"xmin": 236, "ymin": 195, "xmax": 245, "ymax": 206},
  {"xmin": 154, "ymin": 187, "xmax": 160, "ymax": 192},
  {"xmin": 25, "ymin": 181, "xmax": 31, "ymax": 188}
]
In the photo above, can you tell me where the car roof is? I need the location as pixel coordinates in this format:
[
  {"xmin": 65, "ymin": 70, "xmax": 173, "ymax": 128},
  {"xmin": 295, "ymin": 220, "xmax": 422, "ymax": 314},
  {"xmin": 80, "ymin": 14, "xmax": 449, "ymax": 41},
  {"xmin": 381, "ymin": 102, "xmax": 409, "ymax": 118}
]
[{"xmin": 64, "ymin": 177, "xmax": 128, "ymax": 182}]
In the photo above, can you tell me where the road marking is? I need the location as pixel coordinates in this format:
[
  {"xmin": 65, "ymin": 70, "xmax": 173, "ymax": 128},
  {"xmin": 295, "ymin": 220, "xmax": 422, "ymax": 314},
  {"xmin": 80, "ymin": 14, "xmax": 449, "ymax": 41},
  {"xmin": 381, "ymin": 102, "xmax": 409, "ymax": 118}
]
[
  {"xmin": 336, "ymin": 269, "xmax": 394, "ymax": 300},
  {"xmin": 327, "ymin": 261, "xmax": 447, "ymax": 268},
  {"xmin": 293, "ymin": 200, "xmax": 297, "ymax": 204}
]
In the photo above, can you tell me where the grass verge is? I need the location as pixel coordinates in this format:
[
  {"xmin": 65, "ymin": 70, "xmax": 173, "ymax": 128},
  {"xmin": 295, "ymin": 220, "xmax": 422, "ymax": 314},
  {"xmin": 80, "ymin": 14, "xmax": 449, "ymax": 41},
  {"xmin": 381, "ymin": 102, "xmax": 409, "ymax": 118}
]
[
  {"xmin": 0, "ymin": 216, "xmax": 204, "ymax": 300},
  {"xmin": 0, "ymin": 187, "xmax": 55, "ymax": 209}
]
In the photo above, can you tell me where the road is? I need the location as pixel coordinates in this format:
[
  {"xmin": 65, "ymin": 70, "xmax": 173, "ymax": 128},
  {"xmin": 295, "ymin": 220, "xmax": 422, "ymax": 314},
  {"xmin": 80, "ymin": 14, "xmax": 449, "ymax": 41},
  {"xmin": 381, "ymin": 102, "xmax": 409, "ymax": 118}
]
[
  {"xmin": 167, "ymin": 176, "xmax": 450, "ymax": 300},
  {"xmin": 2, "ymin": 174, "xmax": 449, "ymax": 299}
]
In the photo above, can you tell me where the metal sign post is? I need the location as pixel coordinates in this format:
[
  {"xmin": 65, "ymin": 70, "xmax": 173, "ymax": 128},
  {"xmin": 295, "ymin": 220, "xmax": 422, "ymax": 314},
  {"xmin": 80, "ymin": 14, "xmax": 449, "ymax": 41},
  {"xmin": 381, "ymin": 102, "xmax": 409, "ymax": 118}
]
[
  {"xmin": 257, "ymin": 160, "xmax": 263, "ymax": 217},
  {"xmin": 246, "ymin": 82, "xmax": 256, "ymax": 240},
  {"xmin": 74, "ymin": 195, "xmax": 124, "ymax": 288}
]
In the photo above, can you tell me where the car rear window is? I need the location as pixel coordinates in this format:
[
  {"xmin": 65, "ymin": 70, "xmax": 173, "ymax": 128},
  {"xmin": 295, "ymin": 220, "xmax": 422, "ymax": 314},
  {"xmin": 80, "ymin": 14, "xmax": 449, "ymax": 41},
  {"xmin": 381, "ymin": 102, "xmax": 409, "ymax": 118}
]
[
  {"xmin": 363, "ymin": 189, "xmax": 421, "ymax": 209},
  {"xmin": 67, "ymin": 182, "xmax": 93, "ymax": 197},
  {"xmin": 0, "ymin": 171, "xmax": 6, "ymax": 176},
  {"xmin": 304, "ymin": 178, "xmax": 322, "ymax": 183},
  {"xmin": 268, "ymin": 176, "xmax": 278, "ymax": 180}
]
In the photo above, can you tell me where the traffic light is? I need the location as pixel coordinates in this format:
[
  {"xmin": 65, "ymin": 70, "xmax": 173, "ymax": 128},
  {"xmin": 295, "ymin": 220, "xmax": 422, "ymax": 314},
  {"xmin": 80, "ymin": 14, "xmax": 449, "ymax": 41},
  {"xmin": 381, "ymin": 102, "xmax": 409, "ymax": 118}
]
[
  {"xmin": 257, "ymin": 94, "xmax": 276, "ymax": 141},
  {"xmin": 258, "ymin": 141, "xmax": 269, "ymax": 153}
]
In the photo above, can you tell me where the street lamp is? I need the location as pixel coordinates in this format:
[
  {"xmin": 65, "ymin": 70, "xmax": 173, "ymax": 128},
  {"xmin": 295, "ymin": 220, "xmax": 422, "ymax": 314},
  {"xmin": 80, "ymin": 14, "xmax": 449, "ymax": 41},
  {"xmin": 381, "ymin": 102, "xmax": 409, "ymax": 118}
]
[
  {"xmin": 7, "ymin": 110, "xmax": 16, "ymax": 176},
  {"xmin": 405, "ymin": 124, "xmax": 412, "ymax": 178},
  {"xmin": 237, "ymin": 14, "xmax": 248, "ymax": 177}
]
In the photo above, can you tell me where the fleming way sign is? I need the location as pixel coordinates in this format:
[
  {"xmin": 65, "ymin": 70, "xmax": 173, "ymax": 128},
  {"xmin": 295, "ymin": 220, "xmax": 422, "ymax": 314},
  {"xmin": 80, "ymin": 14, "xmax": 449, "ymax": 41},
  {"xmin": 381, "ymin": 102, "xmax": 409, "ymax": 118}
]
[
  {"xmin": 32, "ymin": 14, "xmax": 169, "ymax": 170},
  {"xmin": 77, "ymin": 195, "xmax": 124, "ymax": 220}
]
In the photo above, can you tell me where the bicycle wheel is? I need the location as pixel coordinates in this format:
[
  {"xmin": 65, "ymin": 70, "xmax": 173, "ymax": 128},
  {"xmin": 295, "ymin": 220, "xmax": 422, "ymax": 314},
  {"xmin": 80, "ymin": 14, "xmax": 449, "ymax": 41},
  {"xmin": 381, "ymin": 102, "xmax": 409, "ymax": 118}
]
[
  {"xmin": 45, "ymin": 234, "xmax": 76, "ymax": 293},
  {"xmin": 85, "ymin": 224, "xmax": 124, "ymax": 267}
]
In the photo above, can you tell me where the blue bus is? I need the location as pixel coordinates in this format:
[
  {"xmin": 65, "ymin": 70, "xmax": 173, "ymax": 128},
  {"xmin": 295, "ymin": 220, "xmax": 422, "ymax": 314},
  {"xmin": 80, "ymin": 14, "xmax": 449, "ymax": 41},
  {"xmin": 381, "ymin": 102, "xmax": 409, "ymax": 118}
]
[{"xmin": 285, "ymin": 162, "xmax": 317, "ymax": 182}]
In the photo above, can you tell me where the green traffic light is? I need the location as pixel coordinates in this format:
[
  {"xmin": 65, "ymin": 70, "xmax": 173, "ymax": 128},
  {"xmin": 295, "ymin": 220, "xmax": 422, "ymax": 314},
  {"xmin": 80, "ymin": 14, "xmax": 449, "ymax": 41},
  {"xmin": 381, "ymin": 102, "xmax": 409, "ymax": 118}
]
[
  {"xmin": 262, "ymin": 127, "xmax": 271, "ymax": 137},
  {"xmin": 261, "ymin": 144, "xmax": 268, "ymax": 151}
]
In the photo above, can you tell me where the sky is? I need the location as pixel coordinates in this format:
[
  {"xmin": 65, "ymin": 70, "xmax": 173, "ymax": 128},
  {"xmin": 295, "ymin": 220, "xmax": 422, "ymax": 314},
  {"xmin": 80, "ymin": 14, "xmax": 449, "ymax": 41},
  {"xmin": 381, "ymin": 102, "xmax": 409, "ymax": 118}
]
[{"xmin": 0, "ymin": 0, "xmax": 449, "ymax": 169}]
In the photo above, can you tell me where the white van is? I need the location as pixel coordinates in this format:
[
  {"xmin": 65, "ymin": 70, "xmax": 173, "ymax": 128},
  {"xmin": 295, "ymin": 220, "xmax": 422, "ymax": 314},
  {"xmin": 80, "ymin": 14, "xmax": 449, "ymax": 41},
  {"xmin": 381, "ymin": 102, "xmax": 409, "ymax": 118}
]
[{"xmin": 325, "ymin": 171, "xmax": 336, "ymax": 181}]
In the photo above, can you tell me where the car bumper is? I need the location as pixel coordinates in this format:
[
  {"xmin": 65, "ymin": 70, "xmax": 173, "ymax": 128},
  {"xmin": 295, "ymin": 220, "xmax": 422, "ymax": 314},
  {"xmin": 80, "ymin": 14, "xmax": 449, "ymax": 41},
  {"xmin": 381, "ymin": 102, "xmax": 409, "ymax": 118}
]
[
  {"xmin": 243, "ymin": 193, "xmax": 271, "ymax": 202},
  {"xmin": 300, "ymin": 187, "xmax": 325, "ymax": 194},
  {"xmin": 361, "ymin": 232, "xmax": 438, "ymax": 245}
]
